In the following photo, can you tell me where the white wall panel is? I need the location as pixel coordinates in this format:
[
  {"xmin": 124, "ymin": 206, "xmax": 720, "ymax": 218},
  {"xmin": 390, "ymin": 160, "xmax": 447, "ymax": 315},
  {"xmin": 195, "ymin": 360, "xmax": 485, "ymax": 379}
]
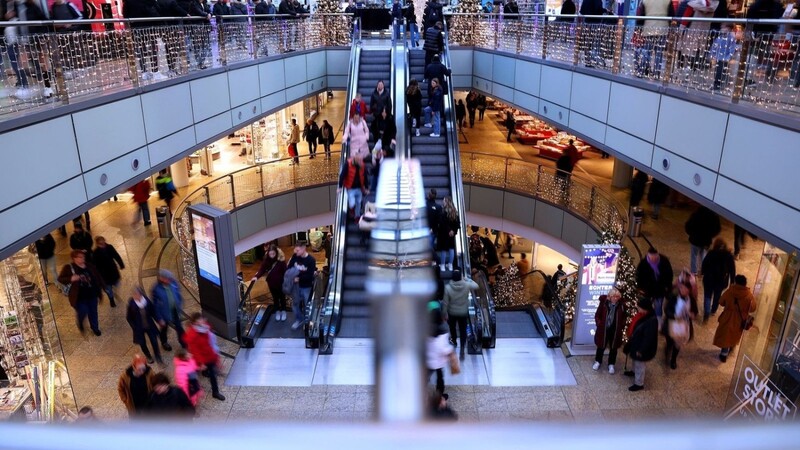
[
  {"xmin": 261, "ymin": 90, "xmax": 287, "ymax": 114},
  {"xmin": 539, "ymin": 100, "xmax": 569, "ymax": 128},
  {"xmin": 450, "ymin": 49, "xmax": 473, "ymax": 78},
  {"xmin": 148, "ymin": 128, "xmax": 196, "ymax": 167},
  {"xmin": 83, "ymin": 147, "xmax": 149, "ymax": 199},
  {"xmin": 73, "ymin": 97, "xmax": 147, "ymax": 171},
  {"xmin": 228, "ymin": 66, "xmax": 260, "ymax": 107},
  {"xmin": 605, "ymin": 127, "xmax": 653, "ymax": 167},
  {"xmin": 570, "ymin": 73, "xmax": 610, "ymax": 122},
  {"xmin": 283, "ymin": 55, "xmax": 307, "ymax": 86},
  {"xmin": 720, "ymin": 115, "xmax": 800, "ymax": 210},
  {"xmin": 194, "ymin": 112, "xmax": 233, "ymax": 144},
  {"xmin": 651, "ymin": 147, "xmax": 717, "ymax": 200},
  {"xmin": 327, "ymin": 75, "xmax": 348, "ymax": 89},
  {"xmin": 326, "ymin": 50, "xmax": 349, "ymax": 75},
  {"xmin": 562, "ymin": 213, "xmax": 589, "ymax": 251},
  {"xmin": 0, "ymin": 177, "xmax": 87, "ymax": 250},
  {"xmin": 190, "ymin": 73, "xmax": 231, "ymax": 122},
  {"xmin": 607, "ymin": 82, "xmax": 660, "ymax": 142},
  {"xmin": 473, "ymin": 77, "xmax": 492, "ymax": 93},
  {"xmin": 474, "ymin": 51, "xmax": 493, "ymax": 80},
  {"xmin": 0, "ymin": 116, "xmax": 81, "ymax": 212},
  {"xmin": 492, "ymin": 55, "xmax": 516, "ymax": 88},
  {"xmin": 231, "ymin": 100, "xmax": 262, "ymax": 129},
  {"xmin": 569, "ymin": 112, "xmax": 606, "ymax": 144},
  {"xmin": 140, "ymin": 84, "xmax": 194, "ymax": 142},
  {"xmin": 655, "ymin": 96, "xmax": 727, "ymax": 171},
  {"xmin": 492, "ymin": 83, "xmax": 515, "ymax": 104},
  {"xmin": 285, "ymin": 83, "xmax": 307, "ymax": 103},
  {"xmin": 259, "ymin": 60, "xmax": 286, "ymax": 95},
  {"xmin": 514, "ymin": 60, "xmax": 540, "ymax": 97},
  {"xmin": 306, "ymin": 76, "xmax": 326, "ymax": 94},
  {"xmin": 715, "ymin": 177, "xmax": 800, "ymax": 249},
  {"xmin": 513, "ymin": 91, "xmax": 539, "ymax": 116},
  {"xmin": 306, "ymin": 53, "xmax": 326, "ymax": 80},
  {"xmin": 539, "ymin": 66, "xmax": 571, "ymax": 107}
]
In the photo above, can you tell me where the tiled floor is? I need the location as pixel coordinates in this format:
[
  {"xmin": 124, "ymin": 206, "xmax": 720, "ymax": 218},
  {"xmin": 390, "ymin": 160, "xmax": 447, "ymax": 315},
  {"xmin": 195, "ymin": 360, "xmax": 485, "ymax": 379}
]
[{"xmin": 38, "ymin": 94, "xmax": 766, "ymax": 423}]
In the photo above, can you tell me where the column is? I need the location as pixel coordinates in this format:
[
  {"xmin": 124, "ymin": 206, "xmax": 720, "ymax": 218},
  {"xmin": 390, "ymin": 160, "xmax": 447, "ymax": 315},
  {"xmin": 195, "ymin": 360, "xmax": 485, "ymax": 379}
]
[
  {"xmin": 170, "ymin": 159, "xmax": 190, "ymax": 188},
  {"xmin": 611, "ymin": 158, "xmax": 632, "ymax": 189}
]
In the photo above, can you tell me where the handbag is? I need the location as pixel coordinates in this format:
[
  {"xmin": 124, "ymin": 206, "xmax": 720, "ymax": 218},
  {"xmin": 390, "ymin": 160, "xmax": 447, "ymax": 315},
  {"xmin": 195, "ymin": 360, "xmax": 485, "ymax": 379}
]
[
  {"xmin": 188, "ymin": 372, "xmax": 201, "ymax": 396},
  {"xmin": 737, "ymin": 298, "xmax": 754, "ymax": 331},
  {"xmin": 59, "ymin": 264, "xmax": 75, "ymax": 297},
  {"xmin": 669, "ymin": 319, "xmax": 690, "ymax": 348},
  {"xmin": 448, "ymin": 352, "xmax": 461, "ymax": 375}
]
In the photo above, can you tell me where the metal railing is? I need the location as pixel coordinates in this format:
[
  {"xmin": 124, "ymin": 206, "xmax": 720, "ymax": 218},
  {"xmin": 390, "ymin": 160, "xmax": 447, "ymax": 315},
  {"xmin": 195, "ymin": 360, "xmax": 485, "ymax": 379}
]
[
  {"xmin": 446, "ymin": 14, "xmax": 800, "ymax": 116},
  {"xmin": 461, "ymin": 151, "xmax": 627, "ymax": 237},
  {"xmin": 0, "ymin": 14, "xmax": 352, "ymax": 119}
]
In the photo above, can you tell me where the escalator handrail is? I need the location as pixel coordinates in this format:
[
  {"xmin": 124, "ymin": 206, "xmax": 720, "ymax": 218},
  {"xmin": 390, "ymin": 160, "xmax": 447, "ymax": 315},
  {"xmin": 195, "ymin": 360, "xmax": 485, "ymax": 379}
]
[
  {"xmin": 441, "ymin": 23, "xmax": 493, "ymax": 350},
  {"xmin": 393, "ymin": 19, "xmax": 408, "ymax": 162},
  {"xmin": 305, "ymin": 270, "xmax": 329, "ymax": 347},
  {"xmin": 313, "ymin": 22, "xmax": 361, "ymax": 353},
  {"xmin": 472, "ymin": 270, "xmax": 497, "ymax": 348}
]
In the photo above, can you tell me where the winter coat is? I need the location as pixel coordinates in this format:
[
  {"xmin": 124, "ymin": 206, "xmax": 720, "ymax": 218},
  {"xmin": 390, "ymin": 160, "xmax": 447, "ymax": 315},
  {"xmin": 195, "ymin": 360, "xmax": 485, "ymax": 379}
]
[
  {"xmin": 278, "ymin": 0, "xmax": 297, "ymax": 16},
  {"xmin": 701, "ymin": 249, "xmax": 735, "ymax": 290},
  {"xmin": 637, "ymin": 0, "xmax": 675, "ymax": 34},
  {"xmin": 428, "ymin": 85, "xmax": 444, "ymax": 113},
  {"xmin": 559, "ymin": 0, "xmax": 576, "ymax": 16},
  {"xmin": 118, "ymin": 365, "xmax": 156, "ymax": 412},
  {"xmin": 370, "ymin": 88, "xmax": 392, "ymax": 117},
  {"xmin": 58, "ymin": 263, "xmax": 105, "ymax": 308},
  {"xmin": 426, "ymin": 198, "xmax": 441, "ymax": 233},
  {"xmin": 130, "ymin": 180, "xmax": 151, "ymax": 204},
  {"xmin": 636, "ymin": 254, "xmax": 673, "ymax": 299},
  {"xmin": 303, "ymin": 121, "xmax": 320, "ymax": 143},
  {"xmin": 343, "ymin": 118, "xmax": 370, "ymax": 157},
  {"xmin": 662, "ymin": 292, "xmax": 698, "ymax": 340},
  {"xmin": 93, "ymin": 244, "xmax": 125, "ymax": 285},
  {"xmin": 212, "ymin": 1, "xmax": 231, "ymax": 15},
  {"xmin": 350, "ymin": 98, "xmax": 368, "ymax": 118},
  {"xmin": 593, "ymin": 296, "xmax": 626, "ymax": 349},
  {"xmin": 320, "ymin": 123, "xmax": 335, "ymax": 145},
  {"xmin": 126, "ymin": 297, "xmax": 159, "ymax": 345},
  {"xmin": 173, "ymin": 356, "xmax": 202, "ymax": 406},
  {"xmin": 371, "ymin": 113, "xmax": 397, "ymax": 149},
  {"xmin": 713, "ymin": 284, "xmax": 756, "ymax": 348},
  {"xmin": 684, "ymin": 207, "xmax": 721, "ymax": 248},
  {"xmin": 435, "ymin": 213, "xmax": 459, "ymax": 252},
  {"xmin": 624, "ymin": 310, "xmax": 658, "ymax": 361},
  {"xmin": 338, "ymin": 158, "xmax": 369, "ymax": 191},
  {"xmin": 70, "ymin": 231, "xmax": 94, "ymax": 255},
  {"xmin": 35, "ymin": 235, "xmax": 56, "ymax": 260},
  {"xmin": 230, "ymin": 0, "xmax": 248, "ymax": 20},
  {"xmin": 647, "ymin": 178, "xmax": 670, "ymax": 205},
  {"xmin": 629, "ymin": 171, "xmax": 649, "ymax": 206},
  {"xmin": 426, "ymin": 332, "xmax": 453, "ymax": 370},
  {"xmin": 124, "ymin": 0, "xmax": 162, "ymax": 26},
  {"xmin": 255, "ymin": 254, "xmax": 287, "ymax": 291},
  {"xmin": 185, "ymin": 325, "xmax": 220, "ymax": 366},
  {"xmin": 159, "ymin": 0, "xmax": 189, "ymax": 18},
  {"xmin": 579, "ymin": 0, "xmax": 604, "ymax": 23},
  {"xmin": 145, "ymin": 386, "xmax": 195, "ymax": 418},
  {"xmin": 287, "ymin": 253, "xmax": 316, "ymax": 288},
  {"xmin": 424, "ymin": 62, "xmax": 451, "ymax": 91},
  {"xmin": 423, "ymin": 25, "xmax": 443, "ymax": 53},
  {"xmin": 407, "ymin": 87, "xmax": 423, "ymax": 118},
  {"xmin": 442, "ymin": 278, "xmax": 478, "ymax": 317},
  {"xmin": 289, "ymin": 124, "xmax": 300, "ymax": 144},
  {"xmin": 746, "ymin": 0, "xmax": 783, "ymax": 33},
  {"xmin": 151, "ymin": 280, "xmax": 184, "ymax": 322}
]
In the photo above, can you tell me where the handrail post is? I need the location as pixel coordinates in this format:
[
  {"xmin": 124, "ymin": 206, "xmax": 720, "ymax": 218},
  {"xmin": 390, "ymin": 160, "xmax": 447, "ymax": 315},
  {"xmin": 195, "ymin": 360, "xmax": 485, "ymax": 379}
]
[
  {"xmin": 661, "ymin": 21, "xmax": 678, "ymax": 85},
  {"xmin": 731, "ymin": 22, "xmax": 754, "ymax": 104},
  {"xmin": 504, "ymin": 157, "xmax": 510, "ymax": 189},
  {"xmin": 612, "ymin": 18, "xmax": 624, "ymax": 74},
  {"xmin": 228, "ymin": 174, "xmax": 236, "ymax": 208},
  {"xmin": 123, "ymin": 22, "xmax": 141, "ymax": 88},
  {"xmin": 573, "ymin": 17, "xmax": 583, "ymax": 66},
  {"xmin": 494, "ymin": 15, "xmax": 500, "ymax": 50}
]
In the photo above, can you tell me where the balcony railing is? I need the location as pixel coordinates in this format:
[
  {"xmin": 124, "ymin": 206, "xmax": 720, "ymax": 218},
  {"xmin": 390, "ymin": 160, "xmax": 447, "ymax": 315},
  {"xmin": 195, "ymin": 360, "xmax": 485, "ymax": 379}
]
[
  {"xmin": 446, "ymin": 14, "xmax": 800, "ymax": 117},
  {"xmin": 171, "ymin": 150, "xmax": 626, "ymax": 298},
  {"xmin": 0, "ymin": 14, "xmax": 352, "ymax": 120}
]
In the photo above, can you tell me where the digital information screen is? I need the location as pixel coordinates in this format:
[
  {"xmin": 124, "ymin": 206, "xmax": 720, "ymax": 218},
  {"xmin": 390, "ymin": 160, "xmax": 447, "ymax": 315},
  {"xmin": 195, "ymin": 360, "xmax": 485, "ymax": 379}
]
[{"xmin": 192, "ymin": 212, "xmax": 221, "ymax": 286}]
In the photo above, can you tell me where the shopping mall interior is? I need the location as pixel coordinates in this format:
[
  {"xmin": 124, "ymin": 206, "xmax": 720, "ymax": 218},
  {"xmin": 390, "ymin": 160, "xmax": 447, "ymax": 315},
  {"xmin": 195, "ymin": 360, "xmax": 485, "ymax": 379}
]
[{"xmin": 0, "ymin": 8, "xmax": 799, "ymax": 444}]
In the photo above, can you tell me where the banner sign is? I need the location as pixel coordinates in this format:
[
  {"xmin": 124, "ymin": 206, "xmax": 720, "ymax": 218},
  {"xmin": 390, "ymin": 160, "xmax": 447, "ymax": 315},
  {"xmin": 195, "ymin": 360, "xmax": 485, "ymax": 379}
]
[
  {"xmin": 571, "ymin": 244, "xmax": 621, "ymax": 348},
  {"xmin": 729, "ymin": 355, "xmax": 797, "ymax": 421}
]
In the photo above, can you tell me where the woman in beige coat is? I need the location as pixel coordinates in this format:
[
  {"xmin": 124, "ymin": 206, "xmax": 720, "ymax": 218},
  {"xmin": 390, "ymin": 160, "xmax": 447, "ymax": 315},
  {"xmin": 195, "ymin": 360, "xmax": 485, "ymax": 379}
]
[{"xmin": 713, "ymin": 274, "xmax": 756, "ymax": 362}]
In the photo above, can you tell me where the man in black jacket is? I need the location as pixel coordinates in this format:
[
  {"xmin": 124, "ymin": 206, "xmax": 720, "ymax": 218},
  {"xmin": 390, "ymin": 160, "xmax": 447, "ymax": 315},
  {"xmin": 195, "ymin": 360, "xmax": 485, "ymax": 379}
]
[
  {"xmin": 635, "ymin": 247, "xmax": 673, "ymax": 322},
  {"xmin": 424, "ymin": 54, "xmax": 451, "ymax": 94},
  {"xmin": 35, "ymin": 234, "xmax": 57, "ymax": 285},
  {"xmin": 684, "ymin": 206, "xmax": 721, "ymax": 275},
  {"xmin": 423, "ymin": 21, "xmax": 444, "ymax": 67},
  {"xmin": 287, "ymin": 241, "xmax": 317, "ymax": 329},
  {"xmin": 746, "ymin": 0, "xmax": 783, "ymax": 83},
  {"xmin": 145, "ymin": 373, "xmax": 195, "ymax": 419}
]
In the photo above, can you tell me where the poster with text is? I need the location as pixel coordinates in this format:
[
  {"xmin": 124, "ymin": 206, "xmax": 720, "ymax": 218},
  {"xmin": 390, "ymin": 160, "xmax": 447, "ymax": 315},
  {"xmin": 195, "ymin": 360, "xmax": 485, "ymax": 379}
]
[
  {"xmin": 192, "ymin": 213, "xmax": 221, "ymax": 286},
  {"xmin": 572, "ymin": 244, "xmax": 620, "ymax": 348}
]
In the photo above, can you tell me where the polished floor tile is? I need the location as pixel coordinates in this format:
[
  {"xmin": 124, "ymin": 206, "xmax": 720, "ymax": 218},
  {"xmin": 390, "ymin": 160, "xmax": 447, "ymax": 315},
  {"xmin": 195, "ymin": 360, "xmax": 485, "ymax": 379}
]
[
  {"xmin": 226, "ymin": 339, "xmax": 318, "ymax": 386},
  {"xmin": 482, "ymin": 339, "xmax": 577, "ymax": 387}
]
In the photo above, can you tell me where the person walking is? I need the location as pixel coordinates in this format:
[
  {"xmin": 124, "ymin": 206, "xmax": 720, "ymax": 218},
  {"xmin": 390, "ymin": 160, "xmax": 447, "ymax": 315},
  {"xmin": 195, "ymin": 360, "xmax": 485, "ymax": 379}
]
[
  {"xmin": 126, "ymin": 287, "xmax": 163, "ymax": 365},
  {"xmin": 343, "ymin": 113, "xmax": 370, "ymax": 159},
  {"xmin": 184, "ymin": 313, "xmax": 226, "ymax": 401},
  {"xmin": 684, "ymin": 206, "xmax": 721, "ymax": 275},
  {"xmin": 636, "ymin": 247, "xmax": 674, "ymax": 322},
  {"xmin": 662, "ymin": 280, "xmax": 697, "ymax": 370},
  {"xmin": 701, "ymin": 238, "xmax": 736, "ymax": 322},
  {"xmin": 289, "ymin": 118, "xmax": 301, "ymax": 165},
  {"xmin": 129, "ymin": 179, "xmax": 152, "ymax": 226},
  {"xmin": 427, "ymin": 308, "xmax": 455, "ymax": 394},
  {"xmin": 436, "ymin": 196, "xmax": 460, "ymax": 272},
  {"xmin": 592, "ymin": 288, "xmax": 626, "ymax": 374},
  {"xmin": 117, "ymin": 355, "xmax": 157, "ymax": 419},
  {"xmin": 476, "ymin": 94, "xmax": 487, "ymax": 121},
  {"xmin": 151, "ymin": 269, "xmax": 185, "ymax": 351},
  {"xmin": 155, "ymin": 170, "xmax": 178, "ymax": 212},
  {"xmin": 442, "ymin": 270, "xmax": 477, "ymax": 360},
  {"xmin": 504, "ymin": 110, "xmax": 516, "ymax": 142},
  {"xmin": 423, "ymin": 21, "xmax": 444, "ymax": 66},
  {"xmin": 338, "ymin": 155, "xmax": 371, "ymax": 220},
  {"xmin": 144, "ymin": 372, "xmax": 196, "ymax": 418},
  {"xmin": 252, "ymin": 244, "xmax": 288, "ymax": 321},
  {"xmin": 93, "ymin": 236, "xmax": 125, "ymax": 307},
  {"xmin": 623, "ymin": 297, "xmax": 658, "ymax": 391},
  {"xmin": 629, "ymin": 169, "xmax": 649, "ymax": 208},
  {"xmin": 423, "ymin": 78, "xmax": 444, "ymax": 137},
  {"xmin": 319, "ymin": 119, "xmax": 335, "ymax": 159},
  {"xmin": 173, "ymin": 349, "xmax": 203, "ymax": 406},
  {"xmin": 34, "ymin": 233, "xmax": 57, "ymax": 286},
  {"xmin": 466, "ymin": 91, "xmax": 478, "ymax": 128},
  {"xmin": 303, "ymin": 118, "xmax": 320, "ymax": 159},
  {"xmin": 70, "ymin": 222, "xmax": 94, "ymax": 262},
  {"xmin": 287, "ymin": 241, "xmax": 317, "ymax": 330},
  {"xmin": 58, "ymin": 250, "xmax": 104, "ymax": 336},
  {"xmin": 406, "ymin": 78, "xmax": 423, "ymax": 136},
  {"xmin": 713, "ymin": 275, "xmax": 756, "ymax": 362},
  {"xmin": 647, "ymin": 177, "xmax": 670, "ymax": 219}
]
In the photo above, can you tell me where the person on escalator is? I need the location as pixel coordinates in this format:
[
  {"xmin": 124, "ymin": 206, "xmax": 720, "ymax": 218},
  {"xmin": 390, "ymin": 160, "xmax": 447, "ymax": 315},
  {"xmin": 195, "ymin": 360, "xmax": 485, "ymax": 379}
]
[
  {"xmin": 252, "ymin": 244, "xmax": 288, "ymax": 322},
  {"xmin": 424, "ymin": 55, "xmax": 451, "ymax": 95},
  {"xmin": 423, "ymin": 78, "xmax": 444, "ymax": 137},
  {"xmin": 339, "ymin": 155, "xmax": 371, "ymax": 220},
  {"xmin": 423, "ymin": 20, "xmax": 444, "ymax": 66},
  {"xmin": 436, "ymin": 196, "xmax": 459, "ymax": 271},
  {"xmin": 406, "ymin": 78, "xmax": 423, "ymax": 137},
  {"xmin": 343, "ymin": 113, "xmax": 370, "ymax": 159},
  {"xmin": 370, "ymin": 80, "xmax": 392, "ymax": 121},
  {"xmin": 370, "ymin": 106, "xmax": 397, "ymax": 157},
  {"xmin": 442, "ymin": 270, "xmax": 478, "ymax": 360},
  {"xmin": 349, "ymin": 92, "xmax": 368, "ymax": 119},
  {"xmin": 287, "ymin": 241, "xmax": 317, "ymax": 330}
]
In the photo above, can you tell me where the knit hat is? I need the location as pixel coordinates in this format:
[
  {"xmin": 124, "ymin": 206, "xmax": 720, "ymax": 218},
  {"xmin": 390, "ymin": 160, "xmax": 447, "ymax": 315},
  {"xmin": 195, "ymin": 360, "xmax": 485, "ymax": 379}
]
[{"xmin": 637, "ymin": 297, "xmax": 653, "ymax": 311}]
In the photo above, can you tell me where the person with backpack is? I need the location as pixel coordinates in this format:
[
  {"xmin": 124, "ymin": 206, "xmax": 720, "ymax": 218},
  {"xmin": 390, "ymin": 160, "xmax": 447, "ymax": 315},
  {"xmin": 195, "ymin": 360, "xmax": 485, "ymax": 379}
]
[
  {"xmin": 286, "ymin": 242, "xmax": 317, "ymax": 330},
  {"xmin": 155, "ymin": 170, "xmax": 178, "ymax": 212},
  {"xmin": 423, "ymin": 20, "xmax": 444, "ymax": 67}
]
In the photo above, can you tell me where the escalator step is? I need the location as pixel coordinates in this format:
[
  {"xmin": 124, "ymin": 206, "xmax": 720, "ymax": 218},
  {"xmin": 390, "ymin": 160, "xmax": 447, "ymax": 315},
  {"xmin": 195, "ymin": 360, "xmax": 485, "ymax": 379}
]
[
  {"xmin": 410, "ymin": 144, "xmax": 448, "ymax": 154},
  {"xmin": 420, "ymin": 165, "xmax": 450, "ymax": 176},
  {"xmin": 414, "ymin": 155, "xmax": 449, "ymax": 165}
]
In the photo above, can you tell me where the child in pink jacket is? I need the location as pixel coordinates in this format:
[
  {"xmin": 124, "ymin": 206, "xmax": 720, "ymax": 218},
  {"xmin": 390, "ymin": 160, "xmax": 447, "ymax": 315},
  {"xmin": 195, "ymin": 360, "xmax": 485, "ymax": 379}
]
[{"xmin": 173, "ymin": 349, "xmax": 203, "ymax": 406}]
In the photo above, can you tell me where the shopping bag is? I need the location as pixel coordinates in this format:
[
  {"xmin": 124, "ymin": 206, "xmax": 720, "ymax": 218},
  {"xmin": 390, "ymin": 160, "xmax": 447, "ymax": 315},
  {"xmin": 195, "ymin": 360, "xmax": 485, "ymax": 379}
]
[
  {"xmin": 669, "ymin": 319, "xmax": 690, "ymax": 348},
  {"xmin": 448, "ymin": 352, "xmax": 461, "ymax": 375},
  {"xmin": 288, "ymin": 144, "xmax": 297, "ymax": 157}
]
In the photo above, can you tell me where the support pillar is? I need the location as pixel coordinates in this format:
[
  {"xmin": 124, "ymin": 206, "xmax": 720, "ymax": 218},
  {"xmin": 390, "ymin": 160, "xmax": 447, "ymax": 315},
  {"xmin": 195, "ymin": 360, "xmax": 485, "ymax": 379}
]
[
  {"xmin": 170, "ymin": 159, "xmax": 190, "ymax": 188},
  {"xmin": 611, "ymin": 158, "xmax": 633, "ymax": 188}
]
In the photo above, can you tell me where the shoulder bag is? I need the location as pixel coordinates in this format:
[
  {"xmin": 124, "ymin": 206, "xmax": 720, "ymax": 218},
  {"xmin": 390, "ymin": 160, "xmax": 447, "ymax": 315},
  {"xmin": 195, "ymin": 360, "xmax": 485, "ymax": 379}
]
[{"xmin": 736, "ymin": 298, "xmax": 754, "ymax": 331}]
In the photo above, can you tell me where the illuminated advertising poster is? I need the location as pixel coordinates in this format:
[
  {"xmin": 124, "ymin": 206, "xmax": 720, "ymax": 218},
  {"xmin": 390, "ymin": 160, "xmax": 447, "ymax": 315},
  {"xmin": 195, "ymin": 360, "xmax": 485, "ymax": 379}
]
[
  {"xmin": 192, "ymin": 213, "xmax": 221, "ymax": 286},
  {"xmin": 572, "ymin": 244, "xmax": 620, "ymax": 348}
]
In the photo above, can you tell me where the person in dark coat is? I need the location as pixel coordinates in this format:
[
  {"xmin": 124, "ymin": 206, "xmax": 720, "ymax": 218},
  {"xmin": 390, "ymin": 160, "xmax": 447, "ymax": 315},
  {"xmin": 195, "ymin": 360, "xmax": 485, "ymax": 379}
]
[
  {"xmin": 455, "ymin": 100, "xmax": 466, "ymax": 129},
  {"xmin": 504, "ymin": 110, "xmax": 516, "ymax": 142},
  {"xmin": 636, "ymin": 247, "xmax": 673, "ymax": 321},
  {"xmin": 144, "ymin": 372, "xmax": 195, "ymax": 419},
  {"xmin": 662, "ymin": 280, "xmax": 698, "ymax": 370},
  {"xmin": 371, "ymin": 106, "xmax": 397, "ymax": 156},
  {"xmin": 252, "ymin": 244, "xmax": 288, "ymax": 321},
  {"xmin": 623, "ymin": 297, "xmax": 658, "ymax": 391},
  {"xmin": 70, "ymin": 222, "xmax": 94, "ymax": 262},
  {"xmin": 701, "ymin": 238, "xmax": 736, "ymax": 322},
  {"xmin": 93, "ymin": 236, "xmax": 125, "ymax": 307},
  {"xmin": 126, "ymin": 287, "xmax": 163, "ymax": 364},
  {"xmin": 592, "ymin": 289, "xmax": 626, "ymax": 374},
  {"xmin": 579, "ymin": 0, "xmax": 605, "ymax": 66},
  {"xmin": 424, "ymin": 55, "xmax": 451, "ymax": 93},
  {"xmin": 58, "ymin": 250, "xmax": 105, "ymax": 336},
  {"xmin": 629, "ymin": 169, "xmax": 649, "ymax": 208},
  {"xmin": 35, "ymin": 234, "xmax": 57, "ymax": 285},
  {"xmin": 370, "ymin": 80, "xmax": 392, "ymax": 120},
  {"xmin": 407, "ymin": 78, "xmax": 423, "ymax": 135},
  {"xmin": 684, "ymin": 206, "xmax": 721, "ymax": 275},
  {"xmin": 647, "ymin": 178, "xmax": 670, "ymax": 219},
  {"xmin": 559, "ymin": 0, "xmax": 576, "ymax": 18},
  {"xmin": 746, "ymin": 0, "xmax": 783, "ymax": 82},
  {"xmin": 436, "ymin": 197, "xmax": 460, "ymax": 272},
  {"xmin": 465, "ymin": 91, "xmax": 478, "ymax": 128},
  {"xmin": 423, "ymin": 21, "xmax": 444, "ymax": 67},
  {"xmin": 426, "ymin": 189, "xmax": 441, "ymax": 252},
  {"xmin": 303, "ymin": 118, "xmax": 320, "ymax": 158},
  {"xmin": 319, "ymin": 120, "xmax": 335, "ymax": 159}
]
